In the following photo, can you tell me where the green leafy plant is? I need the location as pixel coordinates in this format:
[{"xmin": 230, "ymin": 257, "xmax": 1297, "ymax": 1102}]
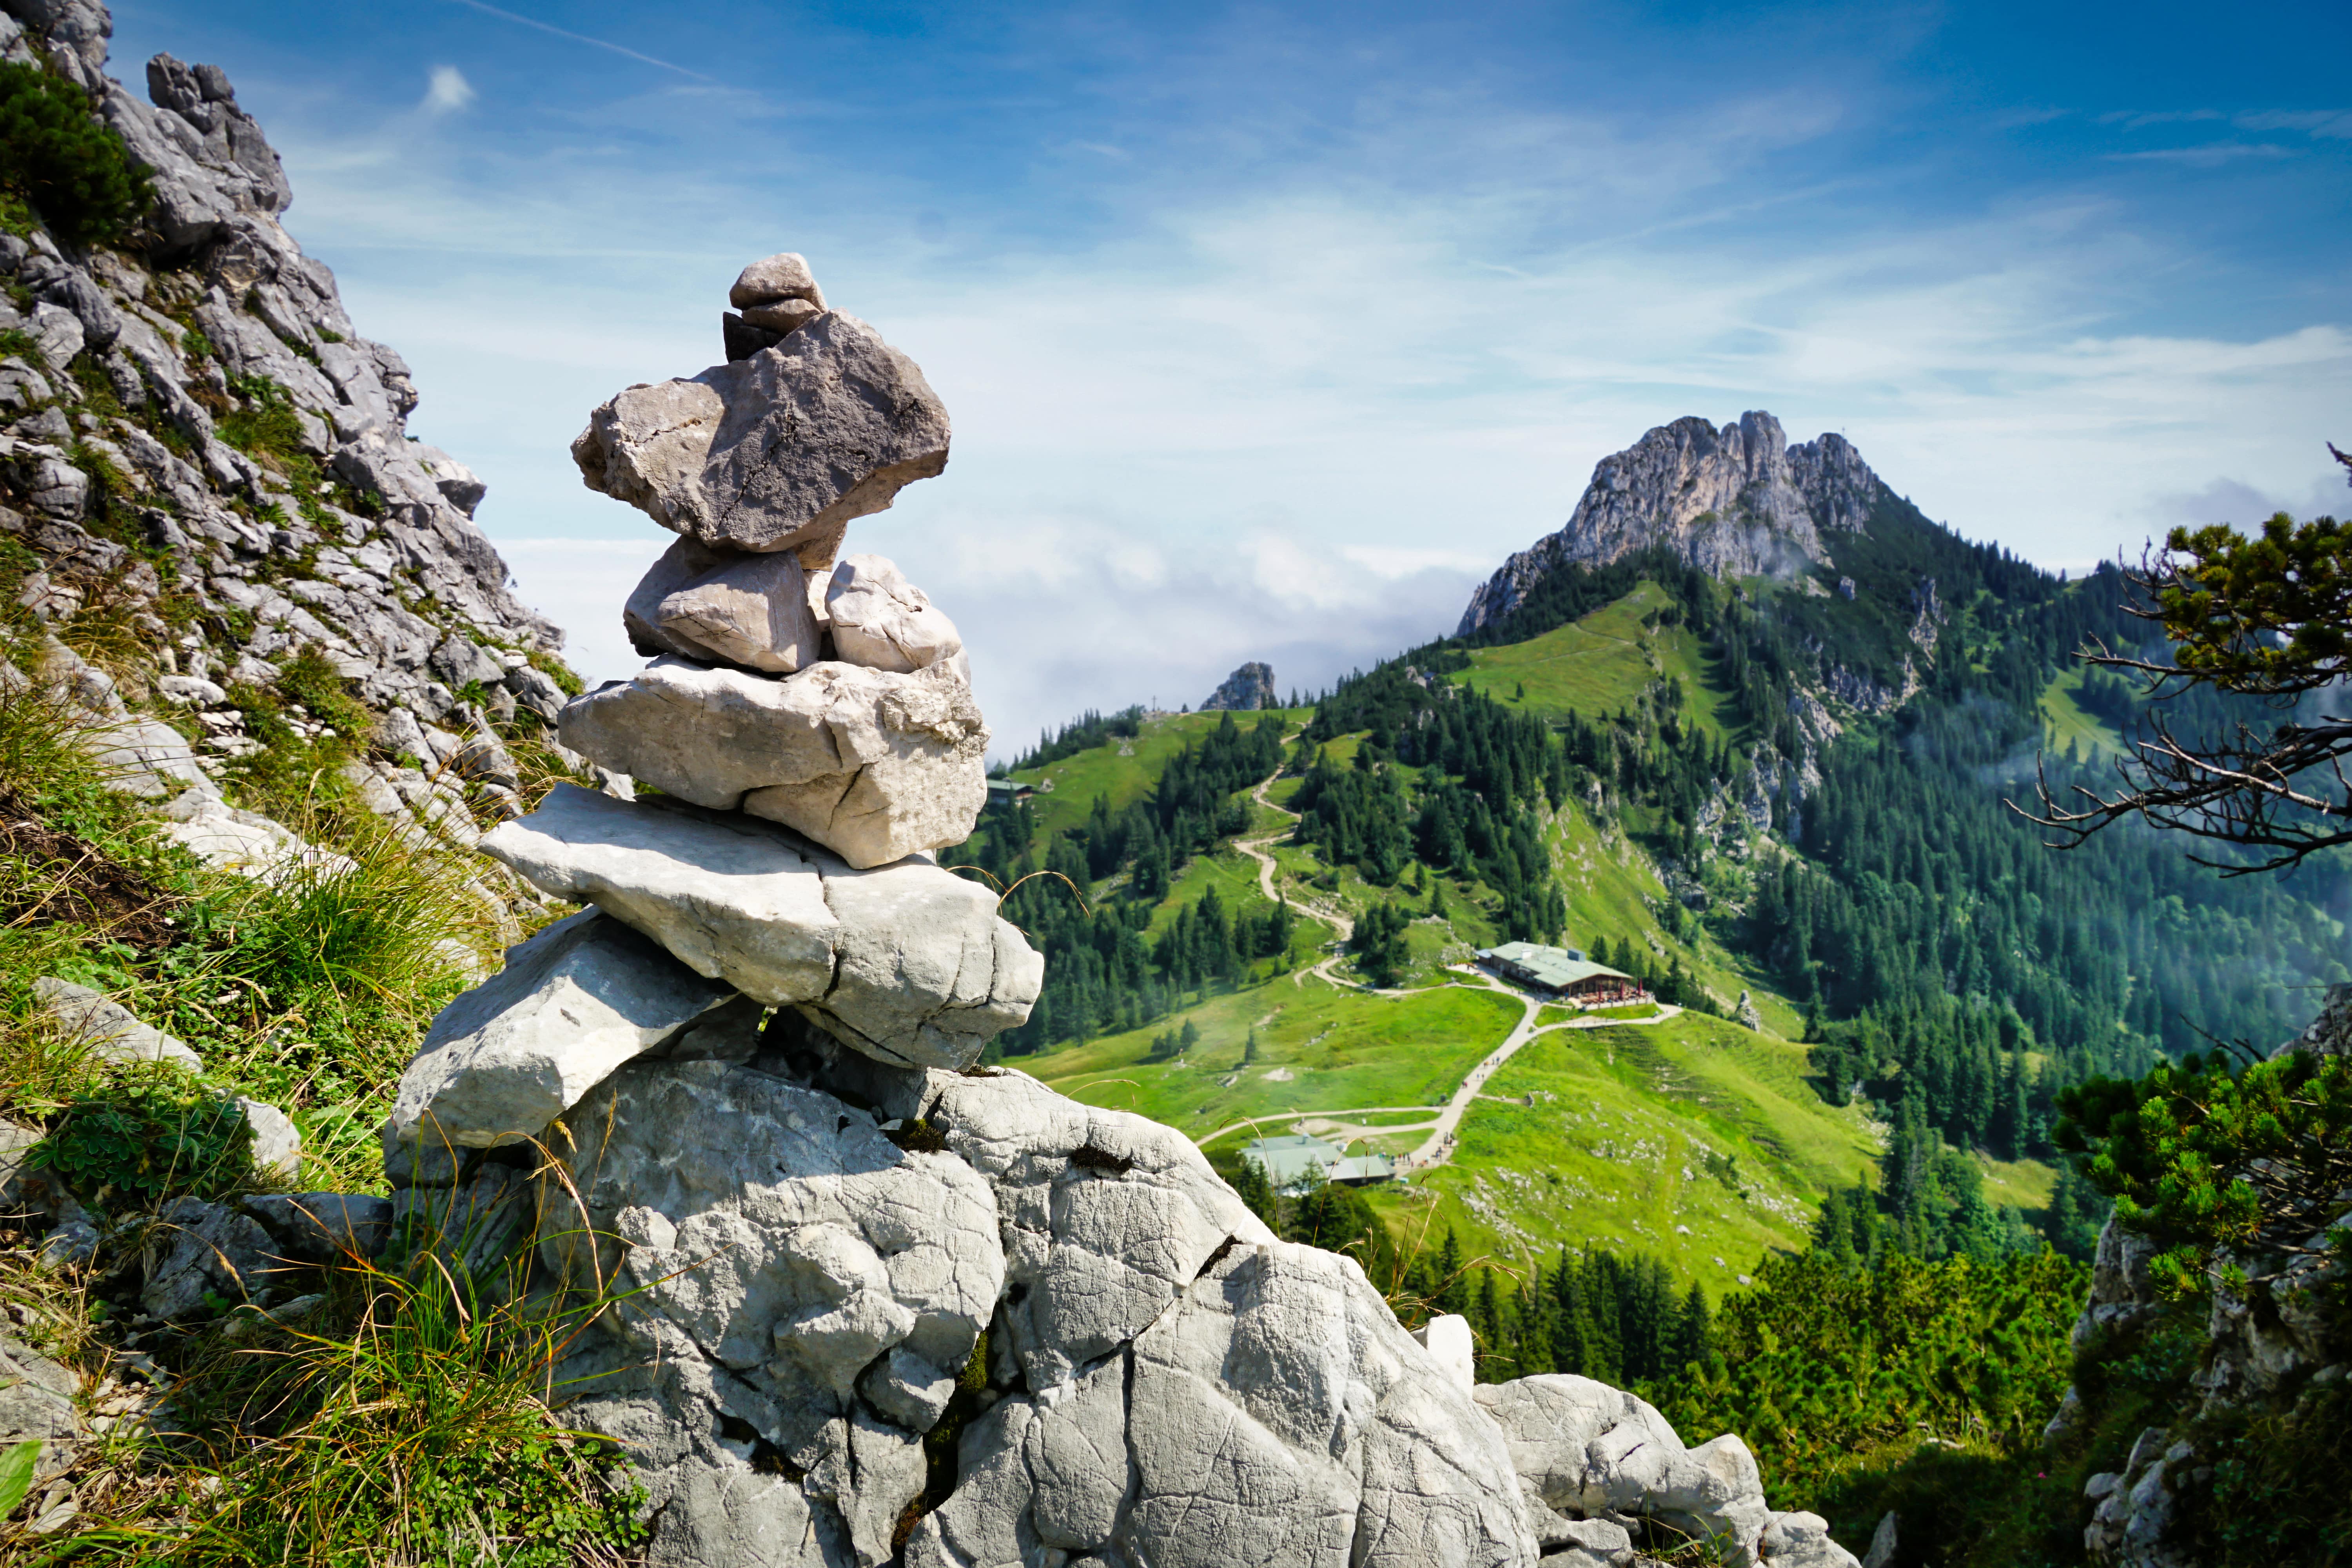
[
  {"xmin": 0, "ymin": 61, "xmax": 152, "ymax": 248},
  {"xmin": 2056, "ymin": 1047, "xmax": 2352, "ymax": 1300},
  {"xmin": 30, "ymin": 1081, "xmax": 254, "ymax": 1208},
  {"xmin": 0, "ymin": 1438, "xmax": 39, "ymax": 1519}
]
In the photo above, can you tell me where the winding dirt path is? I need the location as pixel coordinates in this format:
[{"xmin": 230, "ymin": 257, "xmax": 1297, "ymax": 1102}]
[{"xmin": 1233, "ymin": 773, "xmax": 1361, "ymax": 986}]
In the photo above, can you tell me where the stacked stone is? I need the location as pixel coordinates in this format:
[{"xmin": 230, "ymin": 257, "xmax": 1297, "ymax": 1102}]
[
  {"xmin": 382, "ymin": 252, "xmax": 1038, "ymax": 1168},
  {"xmin": 368, "ymin": 259, "xmax": 1860, "ymax": 1568}
]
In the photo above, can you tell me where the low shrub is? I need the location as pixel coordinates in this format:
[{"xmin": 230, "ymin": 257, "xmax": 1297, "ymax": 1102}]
[{"xmin": 0, "ymin": 61, "xmax": 151, "ymax": 249}]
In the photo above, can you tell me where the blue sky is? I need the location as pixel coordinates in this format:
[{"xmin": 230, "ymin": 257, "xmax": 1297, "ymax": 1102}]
[{"xmin": 104, "ymin": 0, "xmax": 2352, "ymax": 750}]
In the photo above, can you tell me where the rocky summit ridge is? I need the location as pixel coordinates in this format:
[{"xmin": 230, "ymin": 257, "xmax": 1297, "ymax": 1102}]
[
  {"xmin": 0, "ymin": 0, "xmax": 574, "ymax": 864},
  {"xmin": 1458, "ymin": 412, "xmax": 1883, "ymax": 636}
]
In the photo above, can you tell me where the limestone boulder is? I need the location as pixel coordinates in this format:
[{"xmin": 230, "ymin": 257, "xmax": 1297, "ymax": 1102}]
[
  {"xmin": 141, "ymin": 1195, "xmax": 279, "ymax": 1318},
  {"xmin": 242, "ymin": 1192, "xmax": 395, "ymax": 1261},
  {"xmin": 541, "ymin": 1055, "xmax": 1002, "ymax": 1568},
  {"xmin": 825, "ymin": 554, "xmax": 966, "ymax": 679},
  {"xmin": 385, "ymin": 910, "xmax": 734, "ymax": 1150},
  {"xmin": 1473, "ymin": 1374, "xmax": 1851, "ymax": 1566},
  {"xmin": 478, "ymin": 784, "xmax": 1041, "ymax": 1070},
  {"xmin": 556, "ymin": 656, "xmax": 987, "ymax": 869},
  {"xmin": 624, "ymin": 536, "xmax": 820, "ymax": 675},
  {"xmin": 908, "ymin": 1238, "xmax": 1536, "ymax": 1568},
  {"xmin": 730, "ymin": 253, "xmax": 827, "ymax": 311},
  {"xmin": 571, "ymin": 312, "xmax": 948, "ymax": 565},
  {"xmin": 0, "ymin": 1332, "xmax": 84, "ymax": 1489}
]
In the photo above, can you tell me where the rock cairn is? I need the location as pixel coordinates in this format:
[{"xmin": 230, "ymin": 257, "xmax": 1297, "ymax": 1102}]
[{"xmin": 364, "ymin": 258, "xmax": 1859, "ymax": 1568}]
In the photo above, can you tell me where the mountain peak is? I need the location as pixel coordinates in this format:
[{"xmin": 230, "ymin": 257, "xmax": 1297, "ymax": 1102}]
[{"xmin": 1459, "ymin": 411, "xmax": 1883, "ymax": 635}]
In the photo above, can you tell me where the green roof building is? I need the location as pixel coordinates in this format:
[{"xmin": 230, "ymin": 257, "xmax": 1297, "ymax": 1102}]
[
  {"xmin": 1477, "ymin": 942, "xmax": 1644, "ymax": 1003},
  {"xmin": 1240, "ymin": 1133, "xmax": 1398, "ymax": 1191}
]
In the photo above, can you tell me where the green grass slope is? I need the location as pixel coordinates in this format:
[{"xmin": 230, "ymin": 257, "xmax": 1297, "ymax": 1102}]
[
  {"xmin": 1453, "ymin": 580, "xmax": 1738, "ymax": 737},
  {"xmin": 1020, "ymin": 976, "xmax": 1880, "ymax": 1296},
  {"xmin": 2037, "ymin": 668, "xmax": 2126, "ymax": 761}
]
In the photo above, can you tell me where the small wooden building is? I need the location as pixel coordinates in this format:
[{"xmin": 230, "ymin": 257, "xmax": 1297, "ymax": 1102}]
[{"xmin": 1477, "ymin": 942, "xmax": 1646, "ymax": 1005}]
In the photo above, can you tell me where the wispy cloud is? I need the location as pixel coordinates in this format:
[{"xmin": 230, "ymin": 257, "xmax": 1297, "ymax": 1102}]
[
  {"xmin": 2109, "ymin": 142, "xmax": 2293, "ymax": 166},
  {"xmin": 2098, "ymin": 109, "xmax": 2226, "ymax": 129},
  {"xmin": 2234, "ymin": 108, "xmax": 2352, "ymax": 138},
  {"xmin": 445, "ymin": 0, "xmax": 715, "ymax": 82},
  {"xmin": 421, "ymin": 65, "xmax": 474, "ymax": 114}
]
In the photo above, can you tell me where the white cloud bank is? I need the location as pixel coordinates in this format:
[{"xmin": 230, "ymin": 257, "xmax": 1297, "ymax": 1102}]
[{"xmin": 251, "ymin": 66, "xmax": 2351, "ymax": 749}]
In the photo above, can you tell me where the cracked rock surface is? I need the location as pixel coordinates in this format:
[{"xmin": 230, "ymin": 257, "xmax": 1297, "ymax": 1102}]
[
  {"xmin": 572, "ymin": 311, "xmax": 949, "ymax": 566},
  {"xmin": 558, "ymin": 656, "xmax": 988, "ymax": 869},
  {"xmin": 479, "ymin": 783, "xmax": 1041, "ymax": 1071}
]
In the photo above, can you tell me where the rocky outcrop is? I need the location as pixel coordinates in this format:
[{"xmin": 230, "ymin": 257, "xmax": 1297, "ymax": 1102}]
[
  {"xmin": 1457, "ymin": 413, "xmax": 1885, "ymax": 635},
  {"xmin": 1201, "ymin": 659, "xmax": 1276, "ymax": 711},
  {"xmin": 0, "ymin": 0, "xmax": 568, "ymax": 867}
]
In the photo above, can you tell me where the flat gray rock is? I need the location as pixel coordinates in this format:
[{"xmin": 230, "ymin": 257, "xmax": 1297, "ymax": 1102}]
[
  {"xmin": 557, "ymin": 657, "xmax": 987, "ymax": 869},
  {"xmin": 34, "ymin": 977, "xmax": 202, "ymax": 1071},
  {"xmin": 386, "ymin": 910, "xmax": 735, "ymax": 1150},
  {"xmin": 571, "ymin": 312, "xmax": 948, "ymax": 565},
  {"xmin": 478, "ymin": 784, "xmax": 1041, "ymax": 1071},
  {"xmin": 624, "ymin": 536, "xmax": 821, "ymax": 675},
  {"xmin": 78, "ymin": 713, "xmax": 207, "ymax": 798}
]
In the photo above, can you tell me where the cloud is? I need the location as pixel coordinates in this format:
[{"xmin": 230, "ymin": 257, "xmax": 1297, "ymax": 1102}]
[
  {"xmin": 446, "ymin": 0, "xmax": 715, "ymax": 82},
  {"xmin": 2108, "ymin": 142, "xmax": 2292, "ymax": 167},
  {"xmin": 2232, "ymin": 109, "xmax": 2352, "ymax": 138},
  {"xmin": 422, "ymin": 65, "xmax": 475, "ymax": 114},
  {"xmin": 250, "ymin": 46, "xmax": 2352, "ymax": 747}
]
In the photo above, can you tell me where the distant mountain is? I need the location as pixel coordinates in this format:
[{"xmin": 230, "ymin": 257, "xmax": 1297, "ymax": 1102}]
[
  {"xmin": 1201, "ymin": 661, "xmax": 1276, "ymax": 711},
  {"xmin": 1458, "ymin": 411, "xmax": 1883, "ymax": 635}
]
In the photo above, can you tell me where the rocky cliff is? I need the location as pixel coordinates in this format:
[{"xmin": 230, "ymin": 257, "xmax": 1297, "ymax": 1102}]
[
  {"xmin": 0, "ymin": 0, "xmax": 570, "ymax": 848},
  {"xmin": 1458, "ymin": 412, "xmax": 1883, "ymax": 636}
]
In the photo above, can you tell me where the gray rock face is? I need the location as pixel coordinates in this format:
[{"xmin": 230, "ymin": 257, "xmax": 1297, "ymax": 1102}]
[
  {"xmin": 33, "ymin": 976, "xmax": 202, "ymax": 1071},
  {"xmin": 0, "ymin": 1332, "xmax": 84, "ymax": 1489},
  {"xmin": 479, "ymin": 783, "xmax": 1041, "ymax": 1070},
  {"xmin": 571, "ymin": 311, "xmax": 950, "ymax": 566},
  {"xmin": 241, "ymin": 1192, "xmax": 394, "ymax": 1261},
  {"xmin": 533, "ymin": 1046, "xmax": 1540, "ymax": 1568},
  {"xmin": 912, "ymin": 1238, "xmax": 1534, "ymax": 1568},
  {"xmin": 140, "ymin": 1195, "xmax": 279, "ymax": 1318},
  {"xmin": 386, "ymin": 910, "xmax": 735, "ymax": 1150},
  {"xmin": 1201, "ymin": 659, "xmax": 1276, "ymax": 711},
  {"xmin": 824, "ymin": 554, "xmax": 965, "ymax": 678},
  {"xmin": 540, "ymin": 1054, "xmax": 1004, "ymax": 1568},
  {"xmin": 625, "ymin": 536, "xmax": 821, "ymax": 675},
  {"xmin": 1473, "ymin": 1374, "xmax": 1855, "ymax": 1568},
  {"xmin": 558, "ymin": 656, "xmax": 987, "ymax": 869},
  {"xmin": 1457, "ymin": 412, "xmax": 1885, "ymax": 635}
]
